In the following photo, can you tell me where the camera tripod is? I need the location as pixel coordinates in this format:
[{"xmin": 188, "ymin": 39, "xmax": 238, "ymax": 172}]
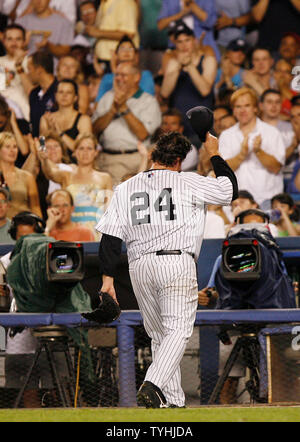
[
  {"xmin": 208, "ymin": 327, "xmax": 266, "ymax": 405},
  {"xmin": 93, "ymin": 347, "xmax": 119, "ymax": 407}
]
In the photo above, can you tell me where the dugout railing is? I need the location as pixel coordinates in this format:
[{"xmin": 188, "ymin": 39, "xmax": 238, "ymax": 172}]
[
  {"xmin": 1, "ymin": 310, "xmax": 300, "ymax": 407},
  {"xmin": 1, "ymin": 237, "xmax": 300, "ymax": 407}
]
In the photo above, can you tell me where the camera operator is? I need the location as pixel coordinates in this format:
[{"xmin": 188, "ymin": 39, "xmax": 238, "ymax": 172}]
[
  {"xmin": 3, "ymin": 211, "xmax": 54, "ymax": 407},
  {"xmin": 4, "ymin": 211, "xmax": 97, "ymax": 407},
  {"xmin": 225, "ymin": 189, "xmax": 279, "ymax": 237},
  {"xmin": 198, "ymin": 208, "xmax": 296, "ymax": 403}
]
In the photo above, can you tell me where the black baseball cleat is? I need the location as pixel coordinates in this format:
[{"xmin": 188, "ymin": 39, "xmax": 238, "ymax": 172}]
[
  {"xmin": 137, "ymin": 381, "xmax": 167, "ymax": 408},
  {"xmin": 168, "ymin": 404, "xmax": 186, "ymax": 408}
]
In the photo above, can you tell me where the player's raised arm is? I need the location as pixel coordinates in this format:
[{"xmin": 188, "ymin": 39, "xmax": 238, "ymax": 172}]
[
  {"xmin": 186, "ymin": 105, "xmax": 238, "ymax": 203},
  {"xmin": 203, "ymin": 133, "xmax": 239, "ymax": 202}
]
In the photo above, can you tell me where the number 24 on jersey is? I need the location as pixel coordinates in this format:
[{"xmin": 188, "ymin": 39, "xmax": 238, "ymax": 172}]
[{"xmin": 130, "ymin": 188, "xmax": 177, "ymax": 225}]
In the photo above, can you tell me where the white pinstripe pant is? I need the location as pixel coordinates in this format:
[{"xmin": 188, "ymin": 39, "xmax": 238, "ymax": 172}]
[{"xmin": 129, "ymin": 253, "xmax": 199, "ymax": 407}]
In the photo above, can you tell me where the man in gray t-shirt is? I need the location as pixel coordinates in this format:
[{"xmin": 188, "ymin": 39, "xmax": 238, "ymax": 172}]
[{"xmin": 16, "ymin": 0, "xmax": 74, "ymax": 58}]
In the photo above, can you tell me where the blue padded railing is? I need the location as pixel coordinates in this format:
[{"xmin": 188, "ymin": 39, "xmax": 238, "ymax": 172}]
[{"xmin": 0, "ymin": 309, "xmax": 300, "ymax": 406}]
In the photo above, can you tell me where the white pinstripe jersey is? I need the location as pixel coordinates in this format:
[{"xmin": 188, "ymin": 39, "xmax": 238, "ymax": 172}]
[{"xmin": 95, "ymin": 170, "xmax": 233, "ymax": 263}]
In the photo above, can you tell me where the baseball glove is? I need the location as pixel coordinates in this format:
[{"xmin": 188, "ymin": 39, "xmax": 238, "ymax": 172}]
[{"xmin": 81, "ymin": 291, "xmax": 121, "ymax": 324}]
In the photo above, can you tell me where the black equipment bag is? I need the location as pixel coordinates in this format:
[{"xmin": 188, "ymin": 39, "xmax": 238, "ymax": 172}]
[{"xmin": 215, "ymin": 228, "xmax": 296, "ymax": 310}]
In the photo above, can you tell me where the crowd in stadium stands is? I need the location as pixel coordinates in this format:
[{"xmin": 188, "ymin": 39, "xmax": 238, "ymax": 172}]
[{"xmin": 0, "ymin": 0, "xmax": 300, "ymax": 241}]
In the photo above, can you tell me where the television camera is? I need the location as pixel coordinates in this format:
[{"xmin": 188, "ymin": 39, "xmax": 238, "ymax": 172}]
[{"xmin": 209, "ymin": 209, "xmax": 296, "ymax": 404}]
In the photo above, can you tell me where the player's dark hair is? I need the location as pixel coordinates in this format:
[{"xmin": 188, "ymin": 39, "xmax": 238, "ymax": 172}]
[{"xmin": 151, "ymin": 132, "xmax": 191, "ymax": 167}]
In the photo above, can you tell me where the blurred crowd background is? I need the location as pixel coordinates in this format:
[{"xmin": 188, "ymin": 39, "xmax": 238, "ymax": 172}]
[{"xmin": 0, "ymin": 0, "xmax": 300, "ymax": 242}]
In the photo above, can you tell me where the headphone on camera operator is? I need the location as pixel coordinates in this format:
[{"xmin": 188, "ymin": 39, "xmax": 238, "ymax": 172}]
[
  {"xmin": 234, "ymin": 208, "xmax": 270, "ymax": 225},
  {"xmin": 8, "ymin": 211, "xmax": 46, "ymax": 240}
]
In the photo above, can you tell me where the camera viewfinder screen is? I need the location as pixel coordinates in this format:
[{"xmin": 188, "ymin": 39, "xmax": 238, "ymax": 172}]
[
  {"xmin": 51, "ymin": 251, "xmax": 78, "ymax": 274},
  {"xmin": 226, "ymin": 245, "xmax": 257, "ymax": 273}
]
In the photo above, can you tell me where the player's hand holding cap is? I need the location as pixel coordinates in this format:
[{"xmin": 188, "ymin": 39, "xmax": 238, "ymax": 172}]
[
  {"xmin": 186, "ymin": 106, "xmax": 214, "ymax": 143},
  {"xmin": 203, "ymin": 132, "xmax": 220, "ymax": 157}
]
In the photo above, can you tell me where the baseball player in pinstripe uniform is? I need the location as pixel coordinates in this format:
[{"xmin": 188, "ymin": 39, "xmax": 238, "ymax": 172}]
[{"xmin": 95, "ymin": 127, "xmax": 238, "ymax": 408}]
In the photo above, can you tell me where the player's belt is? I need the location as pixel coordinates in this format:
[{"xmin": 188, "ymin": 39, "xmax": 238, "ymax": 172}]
[
  {"xmin": 156, "ymin": 250, "xmax": 195, "ymax": 258},
  {"xmin": 102, "ymin": 148, "xmax": 138, "ymax": 154},
  {"xmin": 156, "ymin": 250, "xmax": 182, "ymax": 255}
]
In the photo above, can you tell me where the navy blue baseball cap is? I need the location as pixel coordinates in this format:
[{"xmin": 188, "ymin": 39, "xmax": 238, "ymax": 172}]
[
  {"xmin": 186, "ymin": 106, "xmax": 214, "ymax": 143},
  {"xmin": 227, "ymin": 38, "xmax": 248, "ymax": 53},
  {"xmin": 174, "ymin": 22, "xmax": 195, "ymax": 39}
]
